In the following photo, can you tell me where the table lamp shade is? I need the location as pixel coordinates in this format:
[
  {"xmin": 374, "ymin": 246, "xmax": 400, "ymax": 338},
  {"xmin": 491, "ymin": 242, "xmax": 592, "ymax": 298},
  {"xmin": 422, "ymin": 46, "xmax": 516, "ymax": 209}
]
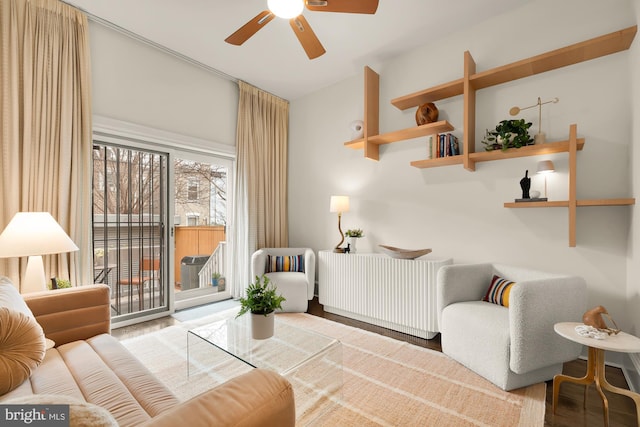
[
  {"xmin": 537, "ymin": 160, "xmax": 555, "ymax": 174},
  {"xmin": 0, "ymin": 212, "xmax": 79, "ymax": 293},
  {"xmin": 330, "ymin": 196, "xmax": 349, "ymax": 213},
  {"xmin": 0, "ymin": 212, "xmax": 78, "ymax": 256}
]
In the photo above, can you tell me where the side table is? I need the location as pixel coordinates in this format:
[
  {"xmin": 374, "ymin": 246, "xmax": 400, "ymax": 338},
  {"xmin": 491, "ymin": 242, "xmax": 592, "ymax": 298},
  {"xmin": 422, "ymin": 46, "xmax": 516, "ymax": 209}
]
[{"xmin": 553, "ymin": 322, "xmax": 640, "ymax": 427}]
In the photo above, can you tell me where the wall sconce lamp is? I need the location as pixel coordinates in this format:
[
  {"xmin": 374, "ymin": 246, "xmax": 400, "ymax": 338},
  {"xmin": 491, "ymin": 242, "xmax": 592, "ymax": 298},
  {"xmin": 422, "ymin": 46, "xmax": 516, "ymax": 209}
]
[
  {"xmin": 0, "ymin": 212, "xmax": 79, "ymax": 293},
  {"xmin": 536, "ymin": 160, "xmax": 555, "ymax": 199},
  {"xmin": 329, "ymin": 196, "xmax": 349, "ymax": 253},
  {"xmin": 510, "ymin": 97, "xmax": 559, "ymax": 144}
]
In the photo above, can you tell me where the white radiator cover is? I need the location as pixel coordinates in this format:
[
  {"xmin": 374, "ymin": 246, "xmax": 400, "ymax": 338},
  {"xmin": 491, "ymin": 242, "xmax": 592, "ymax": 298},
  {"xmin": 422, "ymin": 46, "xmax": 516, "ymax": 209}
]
[{"xmin": 318, "ymin": 250, "xmax": 452, "ymax": 339}]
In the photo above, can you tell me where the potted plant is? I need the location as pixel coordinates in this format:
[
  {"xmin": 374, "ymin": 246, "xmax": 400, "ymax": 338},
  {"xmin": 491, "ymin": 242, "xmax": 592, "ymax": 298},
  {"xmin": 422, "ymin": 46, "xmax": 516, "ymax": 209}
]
[
  {"xmin": 481, "ymin": 119, "xmax": 533, "ymax": 151},
  {"xmin": 211, "ymin": 271, "xmax": 221, "ymax": 287},
  {"xmin": 237, "ymin": 275, "xmax": 286, "ymax": 339},
  {"xmin": 48, "ymin": 278, "xmax": 71, "ymax": 290},
  {"xmin": 345, "ymin": 228, "xmax": 364, "ymax": 254}
]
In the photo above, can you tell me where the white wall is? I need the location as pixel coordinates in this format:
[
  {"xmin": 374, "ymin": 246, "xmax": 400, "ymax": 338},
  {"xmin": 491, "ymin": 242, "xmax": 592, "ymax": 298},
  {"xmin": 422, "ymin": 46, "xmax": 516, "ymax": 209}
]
[
  {"xmin": 627, "ymin": 0, "xmax": 640, "ymax": 392},
  {"xmin": 290, "ymin": 0, "xmax": 636, "ymax": 365},
  {"xmin": 88, "ymin": 21, "xmax": 238, "ymax": 147}
]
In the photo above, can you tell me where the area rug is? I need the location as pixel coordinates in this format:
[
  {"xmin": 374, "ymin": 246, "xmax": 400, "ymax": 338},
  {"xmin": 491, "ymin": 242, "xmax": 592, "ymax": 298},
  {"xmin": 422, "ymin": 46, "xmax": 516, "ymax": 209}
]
[{"xmin": 121, "ymin": 310, "xmax": 545, "ymax": 426}]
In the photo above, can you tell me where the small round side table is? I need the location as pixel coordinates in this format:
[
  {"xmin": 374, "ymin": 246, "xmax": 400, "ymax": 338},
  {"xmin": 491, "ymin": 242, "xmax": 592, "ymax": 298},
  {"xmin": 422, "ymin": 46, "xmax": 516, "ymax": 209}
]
[{"xmin": 553, "ymin": 322, "xmax": 640, "ymax": 427}]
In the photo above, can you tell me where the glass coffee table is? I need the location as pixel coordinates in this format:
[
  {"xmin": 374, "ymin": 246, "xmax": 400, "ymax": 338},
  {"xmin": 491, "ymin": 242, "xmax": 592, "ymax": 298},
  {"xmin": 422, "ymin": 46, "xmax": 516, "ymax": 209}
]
[{"xmin": 187, "ymin": 314, "xmax": 343, "ymax": 422}]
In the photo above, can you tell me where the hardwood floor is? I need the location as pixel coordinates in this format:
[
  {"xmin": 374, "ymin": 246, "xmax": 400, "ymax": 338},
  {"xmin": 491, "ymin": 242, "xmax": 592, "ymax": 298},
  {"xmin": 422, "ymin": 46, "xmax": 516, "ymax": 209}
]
[{"xmin": 115, "ymin": 297, "xmax": 638, "ymax": 426}]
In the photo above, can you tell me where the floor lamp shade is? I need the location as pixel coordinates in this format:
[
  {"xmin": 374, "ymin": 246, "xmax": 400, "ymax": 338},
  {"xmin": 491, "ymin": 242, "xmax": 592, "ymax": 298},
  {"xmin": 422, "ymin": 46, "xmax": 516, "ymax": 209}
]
[{"xmin": 0, "ymin": 212, "xmax": 79, "ymax": 293}]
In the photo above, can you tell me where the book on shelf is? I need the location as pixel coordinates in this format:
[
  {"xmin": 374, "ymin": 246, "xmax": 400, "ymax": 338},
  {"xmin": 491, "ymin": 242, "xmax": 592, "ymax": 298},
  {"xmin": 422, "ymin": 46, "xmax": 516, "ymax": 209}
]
[{"xmin": 432, "ymin": 133, "xmax": 460, "ymax": 158}]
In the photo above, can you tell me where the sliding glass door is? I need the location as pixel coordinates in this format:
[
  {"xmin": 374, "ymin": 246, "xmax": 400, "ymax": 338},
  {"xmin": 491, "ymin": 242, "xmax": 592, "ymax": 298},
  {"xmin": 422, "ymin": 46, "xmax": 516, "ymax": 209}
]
[
  {"xmin": 173, "ymin": 153, "xmax": 232, "ymax": 310},
  {"xmin": 92, "ymin": 144, "xmax": 170, "ymax": 322},
  {"xmin": 91, "ymin": 130, "xmax": 235, "ymax": 323}
]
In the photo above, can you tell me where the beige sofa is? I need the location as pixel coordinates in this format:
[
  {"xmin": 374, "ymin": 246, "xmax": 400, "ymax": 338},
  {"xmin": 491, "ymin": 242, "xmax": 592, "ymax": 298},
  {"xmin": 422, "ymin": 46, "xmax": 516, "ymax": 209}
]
[{"xmin": 0, "ymin": 280, "xmax": 295, "ymax": 426}]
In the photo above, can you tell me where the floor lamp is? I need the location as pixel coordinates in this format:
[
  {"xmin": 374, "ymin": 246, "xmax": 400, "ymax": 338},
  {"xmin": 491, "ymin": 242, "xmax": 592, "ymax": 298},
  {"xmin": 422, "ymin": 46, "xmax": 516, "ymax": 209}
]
[
  {"xmin": 330, "ymin": 196, "xmax": 349, "ymax": 253},
  {"xmin": 0, "ymin": 212, "xmax": 79, "ymax": 293}
]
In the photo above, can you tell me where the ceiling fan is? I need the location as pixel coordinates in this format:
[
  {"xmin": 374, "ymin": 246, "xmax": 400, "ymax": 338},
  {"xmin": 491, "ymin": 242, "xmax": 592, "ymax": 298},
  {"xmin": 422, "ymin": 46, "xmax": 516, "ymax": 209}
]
[{"xmin": 225, "ymin": 0, "xmax": 379, "ymax": 60}]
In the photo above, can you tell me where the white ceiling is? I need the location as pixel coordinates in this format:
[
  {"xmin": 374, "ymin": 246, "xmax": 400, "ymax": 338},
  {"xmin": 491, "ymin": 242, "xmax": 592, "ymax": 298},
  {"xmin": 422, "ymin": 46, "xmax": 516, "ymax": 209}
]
[{"xmin": 64, "ymin": 0, "xmax": 533, "ymax": 101}]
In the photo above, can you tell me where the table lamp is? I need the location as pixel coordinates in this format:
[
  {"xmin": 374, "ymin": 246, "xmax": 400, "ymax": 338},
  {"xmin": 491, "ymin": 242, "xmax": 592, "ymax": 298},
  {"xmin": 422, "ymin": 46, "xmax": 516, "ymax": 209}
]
[
  {"xmin": 329, "ymin": 196, "xmax": 349, "ymax": 253},
  {"xmin": 536, "ymin": 160, "xmax": 555, "ymax": 199},
  {"xmin": 0, "ymin": 212, "xmax": 79, "ymax": 293}
]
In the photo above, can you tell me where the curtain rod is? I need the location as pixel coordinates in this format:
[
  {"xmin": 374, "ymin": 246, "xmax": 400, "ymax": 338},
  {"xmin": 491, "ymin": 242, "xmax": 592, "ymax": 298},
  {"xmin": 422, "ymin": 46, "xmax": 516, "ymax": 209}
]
[{"xmin": 60, "ymin": 1, "xmax": 239, "ymax": 84}]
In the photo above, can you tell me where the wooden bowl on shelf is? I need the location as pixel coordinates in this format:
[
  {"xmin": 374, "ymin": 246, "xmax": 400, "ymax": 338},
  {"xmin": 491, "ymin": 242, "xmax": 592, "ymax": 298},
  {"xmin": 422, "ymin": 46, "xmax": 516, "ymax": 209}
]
[{"xmin": 378, "ymin": 245, "xmax": 432, "ymax": 260}]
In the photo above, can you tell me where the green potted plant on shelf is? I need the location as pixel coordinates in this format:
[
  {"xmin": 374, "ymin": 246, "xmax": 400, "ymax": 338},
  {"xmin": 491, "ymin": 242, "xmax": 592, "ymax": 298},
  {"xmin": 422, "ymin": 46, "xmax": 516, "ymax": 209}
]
[
  {"xmin": 345, "ymin": 228, "xmax": 364, "ymax": 254},
  {"xmin": 481, "ymin": 119, "xmax": 533, "ymax": 151},
  {"xmin": 237, "ymin": 275, "xmax": 286, "ymax": 339}
]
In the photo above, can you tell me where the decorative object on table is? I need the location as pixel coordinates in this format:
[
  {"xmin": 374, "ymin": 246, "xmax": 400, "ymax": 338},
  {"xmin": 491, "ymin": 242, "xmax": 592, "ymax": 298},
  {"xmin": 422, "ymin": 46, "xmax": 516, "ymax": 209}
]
[
  {"xmin": 574, "ymin": 324, "xmax": 609, "ymax": 340},
  {"xmin": 378, "ymin": 245, "xmax": 432, "ymax": 260},
  {"xmin": 415, "ymin": 102, "xmax": 439, "ymax": 125},
  {"xmin": 537, "ymin": 160, "xmax": 555, "ymax": 199},
  {"xmin": 582, "ymin": 305, "xmax": 621, "ymax": 335},
  {"xmin": 510, "ymin": 97, "xmax": 559, "ymax": 144},
  {"xmin": 480, "ymin": 119, "xmax": 533, "ymax": 151},
  {"xmin": 530, "ymin": 190, "xmax": 541, "ymax": 199},
  {"xmin": 217, "ymin": 276, "xmax": 226, "ymax": 292},
  {"xmin": 237, "ymin": 274, "xmax": 286, "ymax": 339},
  {"xmin": 345, "ymin": 228, "xmax": 364, "ymax": 254},
  {"xmin": 48, "ymin": 277, "xmax": 71, "ymax": 290},
  {"xmin": 349, "ymin": 120, "xmax": 364, "ymax": 140},
  {"xmin": 0, "ymin": 212, "xmax": 79, "ymax": 293},
  {"xmin": 329, "ymin": 195, "xmax": 350, "ymax": 253}
]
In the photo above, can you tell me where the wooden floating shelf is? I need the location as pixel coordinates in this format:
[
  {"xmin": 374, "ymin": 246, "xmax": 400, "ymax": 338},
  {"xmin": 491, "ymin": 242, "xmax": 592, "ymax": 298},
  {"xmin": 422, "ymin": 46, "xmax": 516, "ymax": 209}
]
[
  {"xmin": 471, "ymin": 26, "xmax": 637, "ymax": 90},
  {"xmin": 390, "ymin": 26, "xmax": 637, "ymax": 111},
  {"xmin": 469, "ymin": 139, "xmax": 586, "ymax": 162},
  {"xmin": 504, "ymin": 198, "xmax": 635, "ymax": 208},
  {"xmin": 344, "ymin": 120, "xmax": 453, "ymax": 150},
  {"xmin": 577, "ymin": 198, "xmax": 635, "ymax": 207},
  {"xmin": 412, "ymin": 138, "xmax": 585, "ymax": 169},
  {"xmin": 410, "ymin": 155, "xmax": 463, "ymax": 169},
  {"xmin": 344, "ymin": 138, "xmax": 365, "ymax": 150},
  {"xmin": 391, "ymin": 79, "xmax": 464, "ymax": 111},
  {"xmin": 504, "ymin": 201, "xmax": 570, "ymax": 208}
]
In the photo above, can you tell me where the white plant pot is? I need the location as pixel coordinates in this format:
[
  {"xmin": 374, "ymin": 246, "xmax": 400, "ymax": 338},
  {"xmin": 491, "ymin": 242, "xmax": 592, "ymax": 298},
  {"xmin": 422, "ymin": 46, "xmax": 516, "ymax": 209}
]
[
  {"xmin": 347, "ymin": 237, "xmax": 358, "ymax": 254},
  {"xmin": 251, "ymin": 312, "xmax": 274, "ymax": 340}
]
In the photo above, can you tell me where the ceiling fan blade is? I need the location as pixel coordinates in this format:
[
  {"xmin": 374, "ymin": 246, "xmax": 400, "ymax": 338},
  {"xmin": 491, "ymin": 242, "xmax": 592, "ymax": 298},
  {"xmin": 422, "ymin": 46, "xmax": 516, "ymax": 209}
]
[
  {"xmin": 290, "ymin": 15, "xmax": 326, "ymax": 59},
  {"xmin": 305, "ymin": 0, "xmax": 379, "ymax": 14},
  {"xmin": 225, "ymin": 10, "xmax": 275, "ymax": 45}
]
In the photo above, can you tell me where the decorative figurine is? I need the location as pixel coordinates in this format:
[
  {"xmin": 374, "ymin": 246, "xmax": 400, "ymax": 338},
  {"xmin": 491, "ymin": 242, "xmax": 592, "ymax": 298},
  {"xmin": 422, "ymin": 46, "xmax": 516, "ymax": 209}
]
[
  {"xmin": 415, "ymin": 102, "xmax": 439, "ymax": 125},
  {"xmin": 583, "ymin": 306, "xmax": 621, "ymax": 335},
  {"xmin": 520, "ymin": 170, "xmax": 531, "ymax": 199}
]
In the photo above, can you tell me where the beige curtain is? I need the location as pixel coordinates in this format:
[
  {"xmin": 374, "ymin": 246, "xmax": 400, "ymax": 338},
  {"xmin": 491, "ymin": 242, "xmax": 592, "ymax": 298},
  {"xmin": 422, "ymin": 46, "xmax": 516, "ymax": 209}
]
[
  {"xmin": 229, "ymin": 81, "xmax": 289, "ymax": 298},
  {"xmin": 0, "ymin": 0, "xmax": 92, "ymax": 291}
]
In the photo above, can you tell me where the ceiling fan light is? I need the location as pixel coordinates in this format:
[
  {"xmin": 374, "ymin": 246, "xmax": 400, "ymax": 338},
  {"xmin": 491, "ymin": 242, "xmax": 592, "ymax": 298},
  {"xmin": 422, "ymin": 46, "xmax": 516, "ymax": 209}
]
[{"xmin": 268, "ymin": 0, "xmax": 304, "ymax": 19}]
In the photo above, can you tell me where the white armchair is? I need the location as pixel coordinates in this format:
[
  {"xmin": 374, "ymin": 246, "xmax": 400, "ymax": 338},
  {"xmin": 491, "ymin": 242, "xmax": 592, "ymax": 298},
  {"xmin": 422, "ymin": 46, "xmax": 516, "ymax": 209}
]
[
  {"xmin": 437, "ymin": 263, "xmax": 587, "ymax": 391},
  {"xmin": 251, "ymin": 248, "xmax": 315, "ymax": 313}
]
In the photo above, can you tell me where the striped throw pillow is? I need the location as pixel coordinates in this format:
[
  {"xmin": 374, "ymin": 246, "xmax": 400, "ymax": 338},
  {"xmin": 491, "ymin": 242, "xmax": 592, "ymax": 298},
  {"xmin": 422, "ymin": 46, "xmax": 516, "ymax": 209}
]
[
  {"xmin": 265, "ymin": 255, "xmax": 304, "ymax": 273},
  {"xmin": 483, "ymin": 275, "xmax": 516, "ymax": 307}
]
